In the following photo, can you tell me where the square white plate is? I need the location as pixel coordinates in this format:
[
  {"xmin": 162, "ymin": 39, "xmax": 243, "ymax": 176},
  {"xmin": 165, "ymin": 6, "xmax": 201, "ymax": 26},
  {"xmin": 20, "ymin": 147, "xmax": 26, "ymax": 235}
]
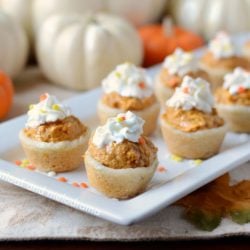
[{"xmin": 1, "ymin": 35, "xmax": 250, "ymax": 225}]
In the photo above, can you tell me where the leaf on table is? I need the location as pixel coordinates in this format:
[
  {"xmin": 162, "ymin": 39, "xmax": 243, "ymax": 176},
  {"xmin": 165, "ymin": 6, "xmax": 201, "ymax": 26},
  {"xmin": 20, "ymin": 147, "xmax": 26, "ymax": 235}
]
[{"xmin": 176, "ymin": 174, "xmax": 250, "ymax": 231}]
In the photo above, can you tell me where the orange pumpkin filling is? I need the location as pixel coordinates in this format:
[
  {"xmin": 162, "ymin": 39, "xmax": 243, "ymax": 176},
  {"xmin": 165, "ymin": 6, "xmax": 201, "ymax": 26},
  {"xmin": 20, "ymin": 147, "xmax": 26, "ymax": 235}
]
[
  {"xmin": 159, "ymin": 68, "xmax": 209, "ymax": 89},
  {"xmin": 88, "ymin": 136, "xmax": 157, "ymax": 169},
  {"xmin": 24, "ymin": 116, "xmax": 87, "ymax": 142},
  {"xmin": 201, "ymin": 51, "xmax": 250, "ymax": 70},
  {"xmin": 162, "ymin": 107, "xmax": 224, "ymax": 132},
  {"xmin": 101, "ymin": 92, "xmax": 156, "ymax": 111},
  {"xmin": 216, "ymin": 88, "xmax": 250, "ymax": 106}
]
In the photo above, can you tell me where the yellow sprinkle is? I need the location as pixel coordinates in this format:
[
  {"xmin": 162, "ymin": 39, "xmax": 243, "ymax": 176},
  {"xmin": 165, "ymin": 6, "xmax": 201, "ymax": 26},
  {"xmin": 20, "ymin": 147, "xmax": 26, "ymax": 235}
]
[
  {"xmin": 29, "ymin": 104, "xmax": 34, "ymax": 110},
  {"xmin": 40, "ymin": 109, "xmax": 46, "ymax": 114},
  {"xmin": 115, "ymin": 72, "xmax": 121, "ymax": 78},
  {"xmin": 193, "ymin": 159, "xmax": 203, "ymax": 166},
  {"xmin": 52, "ymin": 104, "xmax": 60, "ymax": 111},
  {"xmin": 21, "ymin": 159, "xmax": 30, "ymax": 167},
  {"xmin": 170, "ymin": 154, "xmax": 183, "ymax": 162}
]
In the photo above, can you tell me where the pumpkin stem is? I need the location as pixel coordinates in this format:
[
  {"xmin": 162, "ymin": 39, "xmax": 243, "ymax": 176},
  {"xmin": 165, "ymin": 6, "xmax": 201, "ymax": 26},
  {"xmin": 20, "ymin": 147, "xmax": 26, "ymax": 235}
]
[{"xmin": 163, "ymin": 16, "xmax": 173, "ymax": 37}]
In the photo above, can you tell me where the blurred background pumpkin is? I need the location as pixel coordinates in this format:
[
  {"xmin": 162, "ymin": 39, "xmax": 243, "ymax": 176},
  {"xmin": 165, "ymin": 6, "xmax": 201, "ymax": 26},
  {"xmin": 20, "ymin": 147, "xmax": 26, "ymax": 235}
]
[
  {"xmin": 36, "ymin": 12, "xmax": 143, "ymax": 90},
  {"xmin": 168, "ymin": 0, "xmax": 250, "ymax": 39},
  {"xmin": 0, "ymin": 70, "xmax": 14, "ymax": 119},
  {"xmin": 0, "ymin": 0, "xmax": 250, "ymax": 103},
  {"xmin": 0, "ymin": 11, "xmax": 28, "ymax": 78}
]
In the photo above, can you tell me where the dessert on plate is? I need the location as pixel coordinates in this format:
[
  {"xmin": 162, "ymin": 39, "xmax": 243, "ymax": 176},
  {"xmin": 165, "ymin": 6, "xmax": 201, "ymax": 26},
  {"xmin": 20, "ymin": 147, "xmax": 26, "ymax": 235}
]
[
  {"xmin": 84, "ymin": 111, "xmax": 158, "ymax": 199},
  {"xmin": 200, "ymin": 32, "xmax": 249, "ymax": 89},
  {"xmin": 215, "ymin": 67, "xmax": 250, "ymax": 132},
  {"xmin": 160, "ymin": 76, "xmax": 227, "ymax": 159},
  {"xmin": 155, "ymin": 48, "xmax": 209, "ymax": 105},
  {"xmin": 97, "ymin": 62, "xmax": 160, "ymax": 135},
  {"xmin": 19, "ymin": 93, "xmax": 90, "ymax": 172}
]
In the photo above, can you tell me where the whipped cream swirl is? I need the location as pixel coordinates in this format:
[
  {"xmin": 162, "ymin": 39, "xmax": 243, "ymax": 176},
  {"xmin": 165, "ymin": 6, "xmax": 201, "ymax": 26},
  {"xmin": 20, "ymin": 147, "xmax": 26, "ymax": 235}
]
[
  {"xmin": 93, "ymin": 111, "xmax": 144, "ymax": 148},
  {"xmin": 208, "ymin": 32, "xmax": 235, "ymax": 59},
  {"xmin": 26, "ymin": 93, "xmax": 71, "ymax": 128},
  {"xmin": 166, "ymin": 76, "xmax": 214, "ymax": 113},
  {"xmin": 163, "ymin": 48, "xmax": 198, "ymax": 77},
  {"xmin": 223, "ymin": 67, "xmax": 250, "ymax": 95},
  {"xmin": 102, "ymin": 63, "xmax": 153, "ymax": 99}
]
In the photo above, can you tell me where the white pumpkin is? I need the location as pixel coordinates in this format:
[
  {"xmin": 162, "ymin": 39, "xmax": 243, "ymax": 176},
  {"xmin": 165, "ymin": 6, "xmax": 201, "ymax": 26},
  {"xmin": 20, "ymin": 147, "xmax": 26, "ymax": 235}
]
[
  {"xmin": 0, "ymin": 0, "xmax": 33, "ymax": 42},
  {"xmin": 0, "ymin": 11, "xmax": 28, "ymax": 77},
  {"xmin": 36, "ymin": 13, "xmax": 143, "ymax": 90},
  {"xmin": 169, "ymin": 0, "xmax": 250, "ymax": 39},
  {"xmin": 33, "ymin": 0, "xmax": 168, "ymax": 32}
]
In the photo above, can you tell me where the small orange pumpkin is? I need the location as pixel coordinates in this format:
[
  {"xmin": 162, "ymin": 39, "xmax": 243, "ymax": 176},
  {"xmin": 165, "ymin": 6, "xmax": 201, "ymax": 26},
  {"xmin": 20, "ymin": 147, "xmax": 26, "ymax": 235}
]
[
  {"xmin": 138, "ymin": 18, "xmax": 204, "ymax": 67},
  {"xmin": 0, "ymin": 71, "xmax": 14, "ymax": 119}
]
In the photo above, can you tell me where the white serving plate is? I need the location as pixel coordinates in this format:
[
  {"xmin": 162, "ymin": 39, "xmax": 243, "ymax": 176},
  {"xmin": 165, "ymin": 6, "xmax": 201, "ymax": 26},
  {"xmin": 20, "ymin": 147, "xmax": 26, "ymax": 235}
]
[{"xmin": 1, "ymin": 34, "xmax": 250, "ymax": 225}]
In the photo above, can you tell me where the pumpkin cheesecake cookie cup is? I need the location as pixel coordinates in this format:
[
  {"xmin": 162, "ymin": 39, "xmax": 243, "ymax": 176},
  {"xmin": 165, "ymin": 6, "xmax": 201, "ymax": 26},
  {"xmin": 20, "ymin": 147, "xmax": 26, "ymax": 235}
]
[
  {"xmin": 160, "ymin": 76, "xmax": 227, "ymax": 159},
  {"xmin": 155, "ymin": 48, "xmax": 209, "ymax": 105},
  {"xmin": 19, "ymin": 93, "xmax": 90, "ymax": 172},
  {"xmin": 215, "ymin": 67, "xmax": 250, "ymax": 132},
  {"xmin": 84, "ymin": 111, "xmax": 158, "ymax": 199},
  {"xmin": 200, "ymin": 32, "xmax": 249, "ymax": 90},
  {"xmin": 97, "ymin": 62, "xmax": 160, "ymax": 135}
]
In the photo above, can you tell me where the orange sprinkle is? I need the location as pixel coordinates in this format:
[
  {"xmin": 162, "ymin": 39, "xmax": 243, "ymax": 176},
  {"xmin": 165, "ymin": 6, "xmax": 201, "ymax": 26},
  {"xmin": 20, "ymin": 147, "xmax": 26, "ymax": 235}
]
[
  {"xmin": 26, "ymin": 165, "xmax": 36, "ymax": 171},
  {"xmin": 40, "ymin": 93, "xmax": 48, "ymax": 101},
  {"xmin": 72, "ymin": 182, "xmax": 80, "ymax": 188},
  {"xmin": 80, "ymin": 182, "xmax": 88, "ymax": 188},
  {"xmin": 57, "ymin": 177, "xmax": 68, "ymax": 182},
  {"xmin": 238, "ymin": 86, "xmax": 246, "ymax": 94},
  {"xmin": 14, "ymin": 160, "xmax": 22, "ymax": 166},
  {"xmin": 138, "ymin": 136, "xmax": 145, "ymax": 144},
  {"xmin": 183, "ymin": 87, "xmax": 189, "ymax": 94},
  {"xmin": 157, "ymin": 166, "xmax": 167, "ymax": 173},
  {"xmin": 138, "ymin": 82, "xmax": 146, "ymax": 89},
  {"xmin": 168, "ymin": 76, "xmax": 179, "ymax": 88}
]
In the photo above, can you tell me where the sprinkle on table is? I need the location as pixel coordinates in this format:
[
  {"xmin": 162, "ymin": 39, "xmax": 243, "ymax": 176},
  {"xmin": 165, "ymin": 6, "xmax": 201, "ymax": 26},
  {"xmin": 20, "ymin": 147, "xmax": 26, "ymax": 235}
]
[
  {"xmin": 72, "ymin": 182, "xmax": 80, "ymax": 188},
  {"xmin": 20, "ymin": 159, "xmax": 30, "ymax": 167},
  {"xmin": 170, "ymin": 154, "xmax": 183, "ymax": 162},
  {"xmin": 192, "ymin": 159, "xmax": 203, "ymax": 166},
  {"xmin": 14, "ymin": 160, "xmax": 22, "ymax": 166},
  {"xmin": 57, "ymin": 176, "xmax": 68, "ymax": 183},
  {"xmin": 26, "ymin": 165, "xmax": 36, "ymax": 171},
  {"xmin": 157, "ymin": 166, "xmax": 167, "ymax": 173},
  {"xmin": 80, "ymin": 182, "xmax": 88, "ymax": 189},
  {"xmin": 47, "ymin": 171, "xmax": 56, "ymax": 177}
]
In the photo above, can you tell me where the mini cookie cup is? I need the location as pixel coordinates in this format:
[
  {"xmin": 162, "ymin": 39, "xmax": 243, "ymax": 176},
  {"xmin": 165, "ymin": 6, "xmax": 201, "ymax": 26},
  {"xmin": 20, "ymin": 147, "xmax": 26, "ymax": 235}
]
[{"xmin": 19, "ymin": 129, "xmax": 90, "ymax": 172}]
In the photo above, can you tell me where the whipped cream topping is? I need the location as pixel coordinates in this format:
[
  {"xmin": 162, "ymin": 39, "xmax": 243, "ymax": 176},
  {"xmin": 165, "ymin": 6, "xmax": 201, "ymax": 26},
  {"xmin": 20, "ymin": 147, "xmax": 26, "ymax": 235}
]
[
  {"xmin": 102, "ymin": 63, "xmax": 153, "ymax": 99},
  {"xmin": 208, "ymin": 32, "xmax": 235, "ymax": 59},
  {"xmin": 166, "ymin": 76, "xmax": 214, "ymax": 113},
  {"xmin": 92, "ymin": 111, "xmax": 144, "ymax": 148},
  {"xmin": 163, "ymin": 48, "xmax": 198, "ymax": 77},
  {"xmin": 223, "ymin": 67, "xmax": 250, "ymax": 95},
  {"xmin": 26, "ymin": 93, "xmax": 71, "ymax": 128}
]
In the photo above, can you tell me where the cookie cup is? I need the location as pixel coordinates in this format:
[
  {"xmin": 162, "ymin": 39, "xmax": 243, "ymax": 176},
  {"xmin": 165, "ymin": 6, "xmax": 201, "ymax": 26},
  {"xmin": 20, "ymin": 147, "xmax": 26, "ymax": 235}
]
[
  {"xmin": 154, "ymin": 74, "xmax": 175, "ymax": 106},
  {"xmin": 160, "ymin": 118, "xmax": 227, "ymax": 159},
  {"xmin": 199, "ymin": 62, "xmax": 229, "ymax": 91},
  {"xmin": 84, "ymin": 151, "xmax": 158, "ymax": 199},
  {"xmin": 19, "ymin": 129, "xmax": 90, "ymax": 172},
  {"xmin": 216, "ymin": 104, "xmax": 250, "ymax": 133},
  {"xmin": 97, "ymin": 100, "xmax": 160, "ymax": 136}
]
